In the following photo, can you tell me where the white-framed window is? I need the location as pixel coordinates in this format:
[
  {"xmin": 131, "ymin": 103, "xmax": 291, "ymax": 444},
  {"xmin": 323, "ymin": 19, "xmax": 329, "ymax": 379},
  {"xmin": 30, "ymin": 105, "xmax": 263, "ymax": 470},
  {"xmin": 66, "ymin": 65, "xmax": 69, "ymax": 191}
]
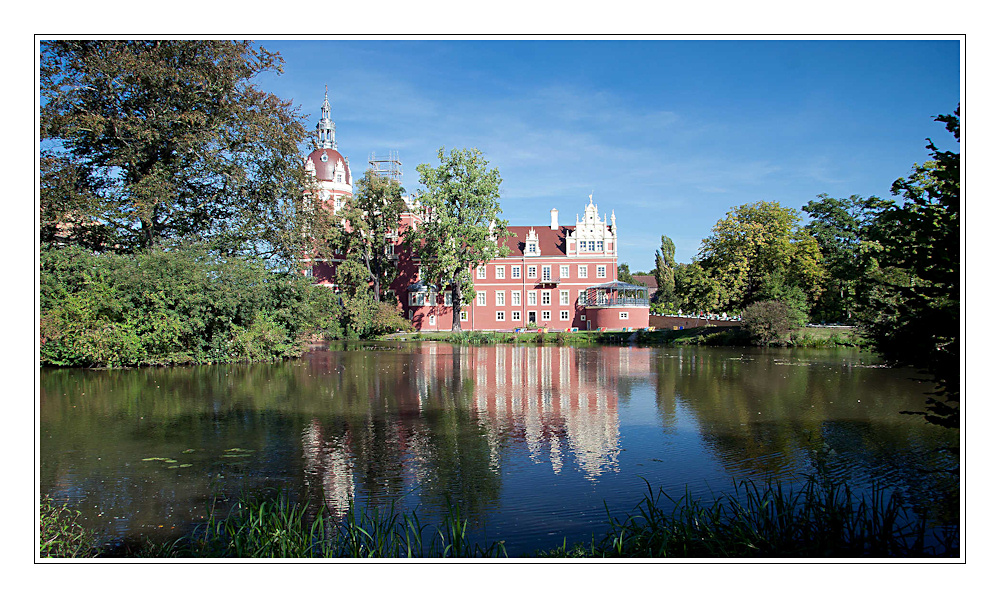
[
  {"xmin": 496, "ymin": 265, "xmax": 505, "ymax": 279},
  {"xmin": 495, "ymin": 291, "xmax": 505, "ymax": 306},
  {"xmin": 620, "ymin": 312, "xmax": 629, "ymax": 320},
  {"xmin": 597, "ymin": 265, "xmax": 606, "ymax": 278},
  {"xmin": 511, "ymin": 291, "xmax": 521, "ymax": 306},
  {"xmin": 512, "ymin": 265, "xmax": 521, "ymax": 279},
  {"xmin": 588, "ymin": 241, "xmax": 596, "ymax": 251},
  {"xmin": 597, "ymin": 241, "xmax": 604, "ymax": 251},
  {"xmin": 541, "ymin": 291, "xmax": 551, "ymax": 305},
  {"xmin": 477, "ymin": 291, "xmax": 487, "ymax": 306},
  {"xmin": 477, "ymin": 266, "xmax": 487, "ymax": 279},
  {"xmin": 496, "ymin": 311, "xmax": 505, "ymax": 321},
  {"xmin": 409, "ymin": 292, "xmax": 429, "ymax": 306},
  {"xmin": 560, "ymin": 290, "xmax": 569, "ymax": 305},
  {"xmin": 580, "ymin": 314, "xmax": 586, "ymax": 321},
  {"xmin": 542, "ymin": 265, "xmax": 552, "ymax": 281},
  {"xmin": 578, "ymin": 290, "xmax": 586, "ymax": 304},
  {"xmin": 443, "ymin": 293, "xmax": 453, "ymax": 306},
  {"xmin": 541, "ymin": 310, "xmax": 551, "ymax": 321},
  {"xmin": 527, "ymin": 265, "xmax": 537, "ymax": 278},
  {"xmin": 560, "ymin": 265, "xmax": 569, "ymax": 279},
  {"xmin": 560, "ymin": 310, "xmax": 570, "ymax": 321},
  {"xmin": 512, "ymin": 310, "xmax": 521, "ymax": 321},
  {"xmin": 579, "ymin": 265, "xmax": 588, "ymax": 278},
  {"xmin": 527, "ymin": 241, "xmax": 538, "ymax": 255},
  {"xmin": 461, "ymin": 311, "xmax": 469, "ymax": 322},
  {"xmin": 429, "ymin": 313, "xmax": 436, "ymax": 325},
  {"xmin": 528, "ymin": 291, "xmax": 537, "ymax": 306}
]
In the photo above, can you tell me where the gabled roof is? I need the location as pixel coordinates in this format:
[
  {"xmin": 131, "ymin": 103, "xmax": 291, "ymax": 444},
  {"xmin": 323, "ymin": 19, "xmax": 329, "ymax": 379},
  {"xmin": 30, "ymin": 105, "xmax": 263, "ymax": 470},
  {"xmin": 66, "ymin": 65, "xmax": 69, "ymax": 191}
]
[
  {"xmin": 504, "ymin": 226, "xmax": 574, "ymax": 257},
  {"xmin": 633, "ymin": 275, "xmax": 657, "ymax": 289}
]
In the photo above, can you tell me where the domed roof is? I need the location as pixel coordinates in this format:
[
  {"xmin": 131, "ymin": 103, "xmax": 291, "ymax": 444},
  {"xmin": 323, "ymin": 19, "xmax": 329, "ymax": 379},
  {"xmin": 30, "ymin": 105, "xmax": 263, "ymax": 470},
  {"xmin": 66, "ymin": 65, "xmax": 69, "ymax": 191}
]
[{"xmin": 307, "ymin": 148, "xmax": 351, "ymax": 184}]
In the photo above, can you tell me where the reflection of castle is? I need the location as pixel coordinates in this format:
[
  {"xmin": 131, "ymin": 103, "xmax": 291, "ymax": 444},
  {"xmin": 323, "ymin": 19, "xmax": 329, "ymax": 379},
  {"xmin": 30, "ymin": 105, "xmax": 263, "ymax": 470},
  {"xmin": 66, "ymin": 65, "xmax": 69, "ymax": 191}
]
[
  {"xmin": 302, "ymin": 419, "xmax": 354, "ymax": 517},
  {"xmin": 298, "ymin": 344, "xmax": 653, "ymax": 515},
  {"xmin": 412, "ymin": 345, "xmax": 652, "ymax": 480}
]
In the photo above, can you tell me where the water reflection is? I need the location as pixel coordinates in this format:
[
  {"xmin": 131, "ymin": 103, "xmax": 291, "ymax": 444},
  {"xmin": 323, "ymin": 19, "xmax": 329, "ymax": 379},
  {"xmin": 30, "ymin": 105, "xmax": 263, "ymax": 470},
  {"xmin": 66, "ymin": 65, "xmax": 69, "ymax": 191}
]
[{"xmin": 39, "ymin": 343, "xmax": 957, "ymax": 553}]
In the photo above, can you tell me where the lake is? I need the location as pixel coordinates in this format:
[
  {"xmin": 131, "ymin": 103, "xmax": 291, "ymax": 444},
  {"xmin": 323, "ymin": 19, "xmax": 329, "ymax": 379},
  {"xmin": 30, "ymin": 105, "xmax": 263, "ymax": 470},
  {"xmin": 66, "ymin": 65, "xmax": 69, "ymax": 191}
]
[{"xmin": 39, "ymin": 342, "xmax": 959, "ymax": 556}]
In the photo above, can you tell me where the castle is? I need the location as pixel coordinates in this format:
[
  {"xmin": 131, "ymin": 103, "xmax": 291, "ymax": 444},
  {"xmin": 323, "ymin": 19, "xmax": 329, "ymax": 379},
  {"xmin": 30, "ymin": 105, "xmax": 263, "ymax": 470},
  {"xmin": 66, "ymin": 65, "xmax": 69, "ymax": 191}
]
[{"xmin": 303, "ymin": 89, "xmax": 649, "ymax": 331}]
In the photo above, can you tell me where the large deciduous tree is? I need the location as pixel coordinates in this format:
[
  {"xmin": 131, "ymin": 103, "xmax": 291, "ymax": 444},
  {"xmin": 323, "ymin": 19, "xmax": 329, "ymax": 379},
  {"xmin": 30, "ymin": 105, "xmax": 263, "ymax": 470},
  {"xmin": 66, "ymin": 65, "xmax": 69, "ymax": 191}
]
[
  {"xmin": 405, "ymin": 148, "xmax": 512, "ymax": 331},
  {"xmin": 698, "ymin": 200, "xmax": 825, "ymax": 313},
  {"xmin": 326, "ymin": 170, "xmax": 406, "ymax": 301},
  {"xmin": 860, "ymin": 108, "xmax": 960, "ymax": 428},
  {"xmin": 802, "ymin": 193, "xmax": 893, "ymax": 324},
  {"xmin": 40, "ymin": 40, "xmax": 316, "ymax": 264}
]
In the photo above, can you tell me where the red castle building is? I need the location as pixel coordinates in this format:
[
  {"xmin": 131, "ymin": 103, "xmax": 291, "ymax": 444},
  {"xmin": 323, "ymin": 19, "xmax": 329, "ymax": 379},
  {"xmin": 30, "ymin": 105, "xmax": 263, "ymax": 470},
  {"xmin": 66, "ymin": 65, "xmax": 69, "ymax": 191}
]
[{"xmin": 303, "ymin": 90, "xmax": 649, "ymax": 331}]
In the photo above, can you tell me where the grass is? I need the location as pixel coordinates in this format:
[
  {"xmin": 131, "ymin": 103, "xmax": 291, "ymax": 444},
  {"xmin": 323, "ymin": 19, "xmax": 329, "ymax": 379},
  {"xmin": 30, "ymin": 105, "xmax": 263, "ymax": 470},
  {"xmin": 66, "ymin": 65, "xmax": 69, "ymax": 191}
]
[
  {"xmin": 545, "ymin": 478, "xmax": 955, "ymax": 558},
  {"xmin": 58, "ymin": 477, "xmax": 956, "ymax": 558},
  {"xmin": 389, "ymin": 326, "xmax": 864, "ymax": 349},
  {"xmin": 136, "ymin": 494, "xmax": 508, "ymax": 558},
  {"xmin": 39, "ymin": 495, "xmax": 97, "ymax": 558}
]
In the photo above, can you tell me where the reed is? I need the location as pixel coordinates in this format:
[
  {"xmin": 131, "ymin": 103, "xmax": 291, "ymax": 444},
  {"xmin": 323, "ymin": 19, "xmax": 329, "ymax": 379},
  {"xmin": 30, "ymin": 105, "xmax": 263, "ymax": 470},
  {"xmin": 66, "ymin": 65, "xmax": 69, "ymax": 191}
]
[
  {"xmin": 39, "ymin": 495, "xmax": 97, "ymax": 558},
  {"xmin": 94, "ymin": 477, "xmax": 955, "ymax": 558}
]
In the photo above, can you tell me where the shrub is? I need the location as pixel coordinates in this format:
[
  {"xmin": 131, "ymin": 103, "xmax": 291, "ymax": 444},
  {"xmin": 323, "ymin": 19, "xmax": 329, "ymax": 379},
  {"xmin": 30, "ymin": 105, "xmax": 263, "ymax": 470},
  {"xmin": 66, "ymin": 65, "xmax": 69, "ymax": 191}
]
[
  {"xmin": 39, "ymin": 243, "xmax": 361, "ymax": 367},
  {"xmin": 742, "ymin": 300, "xmax": 793, "ymax": 346}
]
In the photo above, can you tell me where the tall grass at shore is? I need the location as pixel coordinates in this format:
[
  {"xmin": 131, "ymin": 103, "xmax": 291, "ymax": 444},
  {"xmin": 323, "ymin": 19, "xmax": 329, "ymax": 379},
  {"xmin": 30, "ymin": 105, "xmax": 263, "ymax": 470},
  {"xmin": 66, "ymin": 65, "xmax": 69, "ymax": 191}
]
[{"xmin": 53, "ymin": 476, "xmax": 956, "ymax": 558}]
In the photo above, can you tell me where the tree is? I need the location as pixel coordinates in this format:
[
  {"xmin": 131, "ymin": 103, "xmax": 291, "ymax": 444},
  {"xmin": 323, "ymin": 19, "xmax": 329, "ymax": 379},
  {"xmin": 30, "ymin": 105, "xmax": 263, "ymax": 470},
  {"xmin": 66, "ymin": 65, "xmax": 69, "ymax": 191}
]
[
  {"xmin": 698, "ymin": 200, "xmax": 826, "ymax": 312},
  {"xmin": 405, "ymin": 148, "xmax": 512, "ymax": 331},
  {"xmin": 617, "ymin": 263, "xmax": 638, "ymax": 285},
  {"xmin": 673, "ymin": 261, "xmax": 723, "ymax": 313},
  {"xmin": 326, "ymin": 170, "xmax": 406, "ymax": 300},
  {"xmin": 803, "ymin": 193, "xmax": 893, "ymax": 323},
  {"xmin": 653, "ymin": 235, "xmax": 676, "ymax": 309},
  {"xmin": 40, "ymin": 40, "xmax": 316, "ymax": 264},
  {"xmin": 859, "ymin": 108, "xmax": 960, "ymax": 428}
]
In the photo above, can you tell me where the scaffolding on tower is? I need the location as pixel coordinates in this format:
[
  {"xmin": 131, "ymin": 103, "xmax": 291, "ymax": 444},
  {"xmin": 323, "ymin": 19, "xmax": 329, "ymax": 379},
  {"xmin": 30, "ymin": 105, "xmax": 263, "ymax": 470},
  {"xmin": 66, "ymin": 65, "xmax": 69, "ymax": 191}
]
[{"xmin": 368, "ymin": 151, "xmax": 402, "ymax": 183}]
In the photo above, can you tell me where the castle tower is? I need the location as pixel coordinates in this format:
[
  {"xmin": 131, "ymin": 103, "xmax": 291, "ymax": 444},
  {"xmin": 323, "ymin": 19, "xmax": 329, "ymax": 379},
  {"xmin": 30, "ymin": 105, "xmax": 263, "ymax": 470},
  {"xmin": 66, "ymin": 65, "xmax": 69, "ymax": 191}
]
[{"xmin": 304, "ymin": 87, "xmax": 352, "ymax": 213}]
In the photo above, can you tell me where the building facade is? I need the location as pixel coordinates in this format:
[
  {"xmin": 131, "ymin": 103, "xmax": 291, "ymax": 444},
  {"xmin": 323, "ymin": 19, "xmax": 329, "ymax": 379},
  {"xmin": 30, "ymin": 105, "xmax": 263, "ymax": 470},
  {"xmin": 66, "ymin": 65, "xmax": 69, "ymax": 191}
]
[{"xmin": 304, "ymin": 90, "xmax": 649, "ymax": 331}]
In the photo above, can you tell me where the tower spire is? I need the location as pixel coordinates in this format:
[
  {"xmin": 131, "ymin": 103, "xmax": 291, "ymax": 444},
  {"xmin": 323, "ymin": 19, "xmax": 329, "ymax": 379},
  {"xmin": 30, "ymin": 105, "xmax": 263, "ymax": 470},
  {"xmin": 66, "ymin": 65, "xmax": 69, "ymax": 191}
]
[{"xmin": 316, "ymin": 86, "xmax": 337, "ymax": 149}]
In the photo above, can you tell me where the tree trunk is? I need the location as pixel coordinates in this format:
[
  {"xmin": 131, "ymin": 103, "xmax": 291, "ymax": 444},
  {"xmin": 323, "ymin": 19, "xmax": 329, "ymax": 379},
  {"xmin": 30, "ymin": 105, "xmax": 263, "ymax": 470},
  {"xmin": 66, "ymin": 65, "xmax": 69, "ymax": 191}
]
[{"xmin": 451, "ymin": 284, "xmax": 463, "ymax": 332}]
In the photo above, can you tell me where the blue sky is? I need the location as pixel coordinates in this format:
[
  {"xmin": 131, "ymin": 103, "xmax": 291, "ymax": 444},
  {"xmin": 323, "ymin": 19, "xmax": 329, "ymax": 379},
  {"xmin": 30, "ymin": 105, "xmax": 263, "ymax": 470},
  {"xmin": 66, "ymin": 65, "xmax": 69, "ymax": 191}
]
[{"xmin": 258, "ymin": 39, "xmax": 958, "ymax": 270}]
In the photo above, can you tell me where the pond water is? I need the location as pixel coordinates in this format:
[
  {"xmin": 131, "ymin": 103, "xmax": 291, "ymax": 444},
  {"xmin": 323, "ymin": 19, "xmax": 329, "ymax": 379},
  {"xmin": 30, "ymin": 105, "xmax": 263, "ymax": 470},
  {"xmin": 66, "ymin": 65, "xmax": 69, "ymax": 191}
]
[{"xmin": 39, "ymin": 342, "xmax": 958, "ymax": 556}]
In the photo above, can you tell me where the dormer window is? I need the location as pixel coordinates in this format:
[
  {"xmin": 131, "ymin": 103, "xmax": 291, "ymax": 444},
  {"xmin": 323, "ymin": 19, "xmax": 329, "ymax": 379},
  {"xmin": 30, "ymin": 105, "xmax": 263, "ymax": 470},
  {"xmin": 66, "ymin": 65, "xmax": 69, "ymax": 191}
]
[
  {"xmin": 527, "ymin": 241, "xmax": 538, "ymax": 255},
  {"xmin": 336, "ymin": 174, "xmax": 343, "ymax": 183}
]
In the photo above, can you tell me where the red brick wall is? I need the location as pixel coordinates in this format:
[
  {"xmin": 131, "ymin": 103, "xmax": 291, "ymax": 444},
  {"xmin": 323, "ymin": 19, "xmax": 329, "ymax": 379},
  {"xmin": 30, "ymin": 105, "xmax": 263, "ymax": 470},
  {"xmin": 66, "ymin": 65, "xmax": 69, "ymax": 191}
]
[{"xmin": 649, "ymin": 315, "xmax": 742, "ymax": 330}]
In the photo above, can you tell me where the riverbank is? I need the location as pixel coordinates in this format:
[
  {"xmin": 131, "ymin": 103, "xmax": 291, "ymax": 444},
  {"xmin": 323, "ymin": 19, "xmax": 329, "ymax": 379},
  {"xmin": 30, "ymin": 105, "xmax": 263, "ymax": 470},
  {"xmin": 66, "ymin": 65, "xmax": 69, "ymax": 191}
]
[
  {"xmin": 42, "ymin": 476, "xmax": 956, "ymax": 558},
  {"xmin": 383, "ymin": 325, "xmax": 864, "ymax": 348}
]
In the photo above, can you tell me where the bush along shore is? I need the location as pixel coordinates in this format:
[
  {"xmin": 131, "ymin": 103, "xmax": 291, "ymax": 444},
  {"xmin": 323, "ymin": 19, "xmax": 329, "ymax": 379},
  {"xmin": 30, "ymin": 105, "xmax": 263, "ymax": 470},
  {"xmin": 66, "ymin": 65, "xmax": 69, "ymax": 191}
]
[
  {"xmin": 39, "ymin": 243, "xmax": 410, "ymax": 368},
  {"xmin": 389, "ymin": 326, "xmax": 865, "ymax": 349},
  {"xmin": 41, "ymin": 477, "xmax": 957, "ymax": 559}
]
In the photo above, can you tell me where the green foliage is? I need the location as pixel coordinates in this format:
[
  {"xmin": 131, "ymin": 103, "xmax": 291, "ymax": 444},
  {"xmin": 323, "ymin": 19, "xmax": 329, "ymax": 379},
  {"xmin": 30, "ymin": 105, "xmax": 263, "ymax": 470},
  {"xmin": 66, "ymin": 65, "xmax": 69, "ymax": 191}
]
[
  {"xmin": 326, "ymin": 169, "xmax": 407, "ymax": 300},
  {"xmin": 698, "ymin": 201, "xmax": 826, "ymax": 312},
  {"xmin": 858, "ymin": 109, "xmax": 960, "ymax": 428},
  {"xmin": 652, "ymin": 235, "xmax": 676, "ymax": 310},
  {"xmin": 616, "ymin": 263, "xmax": 638, "ymax": 285},
  {"xmin": 40, "ymin": 40, "xmax": 317, "ymax": 264},
  {"xmin": 803, "ymin": 193, "xmax": 893, "ymax": 323},
  {"xmin": 673, "ymin": 261, "xmax": 724, "ymax": 313},
  {"xmin": 742, "ymin": 300, "xmax": 794, "ymax": 346},
  {"xmin": 405, "ymin": 147, "xmax": 512, "ymax": 331},
  {"xmin": 39, "ymin": 495, "xmax": 96, "ymax": 558},
  {"xmin": 39, "ymin": 243, "xmax": 346, "ymax": 367}
]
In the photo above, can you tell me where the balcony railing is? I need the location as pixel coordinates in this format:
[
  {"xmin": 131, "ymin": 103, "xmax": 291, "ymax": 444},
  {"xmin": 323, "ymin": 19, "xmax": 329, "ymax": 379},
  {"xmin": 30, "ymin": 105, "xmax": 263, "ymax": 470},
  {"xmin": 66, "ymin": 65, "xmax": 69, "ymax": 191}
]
[{"xmin": 578, "ymin": 281, "xmax": 650, "ymax": 308}]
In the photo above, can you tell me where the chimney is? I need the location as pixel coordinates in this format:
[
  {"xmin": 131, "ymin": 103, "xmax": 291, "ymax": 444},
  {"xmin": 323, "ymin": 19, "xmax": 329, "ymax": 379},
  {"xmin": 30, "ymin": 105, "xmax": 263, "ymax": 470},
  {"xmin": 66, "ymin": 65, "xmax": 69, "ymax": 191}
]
[{"xmin": 550, "ymin": 208, "xmax": 559, "ymax": 230}]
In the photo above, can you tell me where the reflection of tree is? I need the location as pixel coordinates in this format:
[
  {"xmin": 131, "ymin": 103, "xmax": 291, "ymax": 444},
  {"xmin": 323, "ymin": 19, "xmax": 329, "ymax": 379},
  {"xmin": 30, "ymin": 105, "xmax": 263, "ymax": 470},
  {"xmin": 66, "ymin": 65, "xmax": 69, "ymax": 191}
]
[{"xmin": 651, "ymin": 347, "xmax": 958, "ymax": 508}]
